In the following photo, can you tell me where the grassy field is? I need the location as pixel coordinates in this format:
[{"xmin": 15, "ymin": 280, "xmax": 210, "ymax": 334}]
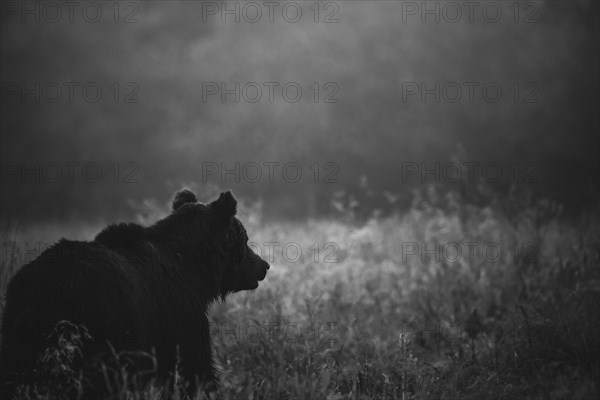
[{"xmin": 1, "ymin": 191, "xmax": 599, "ymax": 399}]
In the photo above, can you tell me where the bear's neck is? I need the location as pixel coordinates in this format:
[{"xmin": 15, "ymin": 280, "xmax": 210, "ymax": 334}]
[{"xmin": 145, "ymin": 226, "xmax": 225, "ymax": 302}]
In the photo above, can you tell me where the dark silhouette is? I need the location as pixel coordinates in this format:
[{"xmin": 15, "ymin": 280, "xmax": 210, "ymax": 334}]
[{"xmin": 0, "ymin": 189, "xmax": 269, "ymax": 398}]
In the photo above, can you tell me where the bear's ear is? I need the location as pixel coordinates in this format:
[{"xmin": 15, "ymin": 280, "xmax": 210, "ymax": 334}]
[
  {"xmin": 211, "ymin": 191, "xmax": 237, "ymax": 219},
  {"xmin": 172, "ymin": 189, "xmax": 198, "ymax": 211}
]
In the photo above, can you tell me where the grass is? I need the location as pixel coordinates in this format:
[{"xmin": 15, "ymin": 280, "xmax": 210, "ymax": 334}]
[{"xmin": 1, "ymin": 189, "xmax": 599, "ymax": 399}]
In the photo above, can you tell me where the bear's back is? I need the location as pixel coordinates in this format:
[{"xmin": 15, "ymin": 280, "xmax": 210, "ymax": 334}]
[{"xmin": 94, "ymin": 222, "xmax": 146, "ymax": 247}]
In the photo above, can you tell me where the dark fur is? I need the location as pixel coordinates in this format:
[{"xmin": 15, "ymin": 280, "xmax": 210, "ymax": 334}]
[{"xmin": 0, "ymin": 190, "xmax": 269, "ymax": 398}]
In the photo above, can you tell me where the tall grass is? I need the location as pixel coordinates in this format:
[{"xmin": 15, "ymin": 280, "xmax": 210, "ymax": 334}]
[
  {"xmin": 1, "ymin": 190, "xmax": 598, "ymax": 399},
  {"xmin": 211, "ymin": 193, "xmax": 599, "ymax": 399}
]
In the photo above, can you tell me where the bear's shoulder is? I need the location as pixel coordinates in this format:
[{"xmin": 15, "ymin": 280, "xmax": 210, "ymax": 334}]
[{"xmin": 94, "ymin": 223, "xmax": 146, "ymax": 247}]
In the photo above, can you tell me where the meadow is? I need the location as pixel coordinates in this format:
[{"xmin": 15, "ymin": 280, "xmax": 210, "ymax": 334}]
[{"xmin": 1, "ymin": 188, "xmax": 598, "ymax": 399}]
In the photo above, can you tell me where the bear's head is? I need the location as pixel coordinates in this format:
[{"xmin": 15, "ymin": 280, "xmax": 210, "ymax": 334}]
[{"xmin": 171, "ymin": 189, "xmax": 269, "ymax": 293}]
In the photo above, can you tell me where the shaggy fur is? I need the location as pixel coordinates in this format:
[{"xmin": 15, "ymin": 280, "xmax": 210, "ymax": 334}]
[{"xmin": 0, "ymin": 190, "xmax": 269, "ymax": 399}]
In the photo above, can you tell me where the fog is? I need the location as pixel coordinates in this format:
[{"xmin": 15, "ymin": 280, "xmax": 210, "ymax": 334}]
[{"xmin": 1, "ymin": 0, "xmax": 598, "ymax": 227}]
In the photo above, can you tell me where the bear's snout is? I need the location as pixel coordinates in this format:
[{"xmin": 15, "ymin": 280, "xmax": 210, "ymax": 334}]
[
  {"xmin": 255, "ymin": 258, "xmax": 269, "ymax": 281},
  {"xmin": 233, "ymin": 251, "xmax": 269, "ymax": 292},
  {"xmin": 249, "ymin": 250, "xmax": 269, "ymax": 281}
]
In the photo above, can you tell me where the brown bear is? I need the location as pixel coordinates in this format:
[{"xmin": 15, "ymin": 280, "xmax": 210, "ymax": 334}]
[{"xmin": 0, "ymin": 189, "xmax": 269, "ymax": 399}]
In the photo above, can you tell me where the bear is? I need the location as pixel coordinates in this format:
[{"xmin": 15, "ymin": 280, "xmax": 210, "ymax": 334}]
[{"xmin": 0, "ymin": 189, "xmax": 269, "ymax": 399}]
